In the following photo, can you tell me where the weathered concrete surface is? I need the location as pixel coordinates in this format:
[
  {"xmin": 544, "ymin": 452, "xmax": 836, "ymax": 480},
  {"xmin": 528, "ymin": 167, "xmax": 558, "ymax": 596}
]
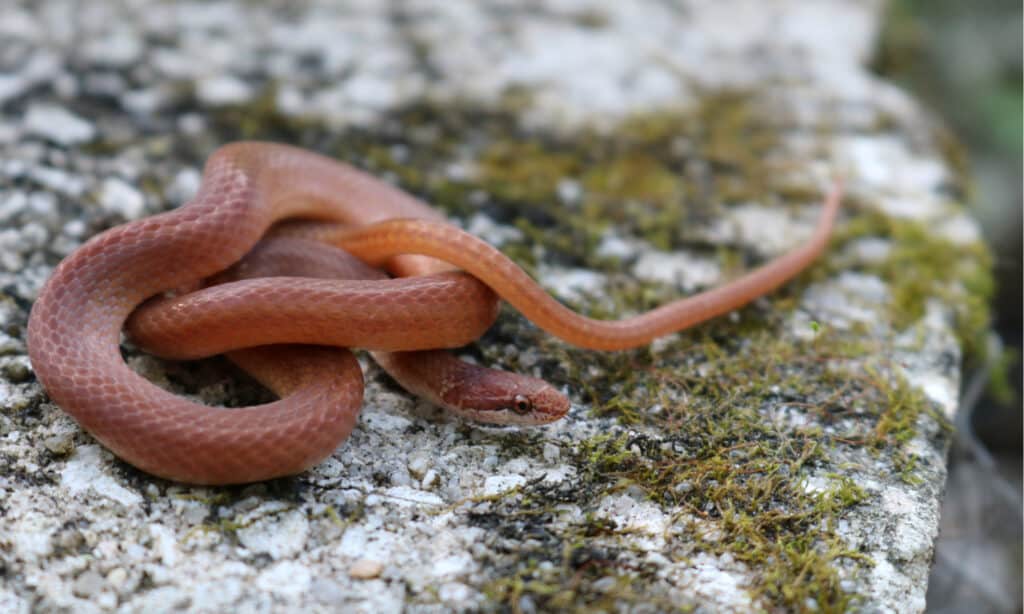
[{"xmin": 0, "ymin": 1, "xmax": 990, "ymax": 612}]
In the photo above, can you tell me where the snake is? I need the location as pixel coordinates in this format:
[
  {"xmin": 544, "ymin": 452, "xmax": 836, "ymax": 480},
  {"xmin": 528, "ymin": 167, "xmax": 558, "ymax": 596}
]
[{"xmin": 26, "ymin": 142, "xmax": 841, "ymax": 484}]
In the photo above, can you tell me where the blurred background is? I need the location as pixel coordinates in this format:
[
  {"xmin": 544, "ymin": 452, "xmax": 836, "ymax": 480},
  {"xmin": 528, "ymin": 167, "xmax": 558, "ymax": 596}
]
[{"xmin": 872, "ymin": 1, "xmax": 1022, "ymax": 612}]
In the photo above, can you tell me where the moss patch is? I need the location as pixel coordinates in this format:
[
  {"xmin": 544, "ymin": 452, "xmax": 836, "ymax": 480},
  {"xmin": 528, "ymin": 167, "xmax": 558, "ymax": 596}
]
[
  {"xmin": 828, "ymin": 209, "xmax": 995, "ymax": 360},
  {"xmin": 204, "ymin": 87, "xmax": 989, "ymax": 611},
  {"xmin": 469, "ymin": 315, "xmax": 940, "ymax": 610}
]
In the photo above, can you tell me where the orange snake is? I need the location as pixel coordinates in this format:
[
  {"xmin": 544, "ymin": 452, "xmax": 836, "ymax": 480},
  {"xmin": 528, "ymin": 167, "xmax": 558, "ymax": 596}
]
[{"xmin": 26, "ymin": 142, "xmax": 841, "ymax": 484}]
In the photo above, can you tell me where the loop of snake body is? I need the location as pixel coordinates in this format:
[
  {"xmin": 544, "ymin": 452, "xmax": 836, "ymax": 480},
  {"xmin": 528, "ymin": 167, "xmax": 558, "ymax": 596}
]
[{"xmin": 26, "ymin": 142, "xmax": 841, "ymax": 484}]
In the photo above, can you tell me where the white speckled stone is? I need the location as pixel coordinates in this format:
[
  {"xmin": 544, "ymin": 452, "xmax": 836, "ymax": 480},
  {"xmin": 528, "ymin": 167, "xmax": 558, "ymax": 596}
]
[
  {"xmin": 23, "ymin": 104, "xmax": 95, "ymax": 146},
  {"xmin": 98, "ymin": 177, "xmax": 146, "ymax": 220},
  {"xmin": 196, "ymin": 75, "xmax": 254, "ymax": 106},
  {"xmin": 633, "ymin": 249, "xmax": 722, "ymax": 292},
  {"xmin": 0, "ymin": 1, "xmax": 974, "ymax": 612},
  {"xmin": 236, "ymin": 509, "xmax": 310, "ymax": 560},
  {"xmin": 60, "ymin": 445, "xmax": 143, "ymax": 508},
  {"xmin": 481, "ymin": 474, "xmax": 527, "ymax": 496}
]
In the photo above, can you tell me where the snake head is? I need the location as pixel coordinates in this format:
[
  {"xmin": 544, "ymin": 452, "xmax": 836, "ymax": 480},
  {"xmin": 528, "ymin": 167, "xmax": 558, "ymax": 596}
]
[
  {"xmin": 495, "ymin": 379, "xmax": 571, "ymax": 426},
  {"xmin": 375, "ymin": 350, "xmax": 570, "ymax": 426},
  {"xmin": 441, "ymin": 365, "xmax": 570, "ymax": 426}
]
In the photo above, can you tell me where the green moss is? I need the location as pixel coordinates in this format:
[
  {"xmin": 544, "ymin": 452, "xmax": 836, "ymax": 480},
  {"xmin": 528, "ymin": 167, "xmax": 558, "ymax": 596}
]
[
  {"xmin": 472, "ymin": 323, "xmax": 943, "ymax": 610},
  {"xmin": 828, "ymin": 209, "xmax": 995, "ymax": 359},
  {"xmin": 483, "ymin": 550, "xmax": 684, "ymax": 613},
  {"xmin": 579, "ymin": 153, "xmax": 686, "ymax": 250},
  {"xmin": 206, "ymin": 86, "xmax": 989, "ymax": 612},
  {"xmin": 479, "ymin": 142, "xmax": 582, "ymax": 204},
  {"xmin": 468, "ymin": 96, "xmax": 786, "ymax": 261}
]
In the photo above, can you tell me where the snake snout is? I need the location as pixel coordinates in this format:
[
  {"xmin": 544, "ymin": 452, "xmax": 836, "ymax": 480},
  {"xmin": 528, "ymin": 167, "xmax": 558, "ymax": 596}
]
[
  {"xmin": 528, "ymin": 384, "xmax": 571, "ymax": 424},
  {"xmin": 484, "ymin": 377, "xmax": 570, "ymax": 426}
]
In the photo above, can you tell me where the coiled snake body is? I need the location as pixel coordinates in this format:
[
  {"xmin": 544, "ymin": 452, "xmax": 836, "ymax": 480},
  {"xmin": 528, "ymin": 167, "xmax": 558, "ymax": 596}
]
[{"xmin": 27, "ymin": 142, "xmax": 840, "ymax": 484}]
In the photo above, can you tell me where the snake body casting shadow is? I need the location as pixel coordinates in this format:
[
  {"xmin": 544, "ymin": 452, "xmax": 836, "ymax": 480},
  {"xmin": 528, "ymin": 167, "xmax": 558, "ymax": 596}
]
[{"xmin": 27, "ymin": 142, "xmax": 841, "ymax": 484}]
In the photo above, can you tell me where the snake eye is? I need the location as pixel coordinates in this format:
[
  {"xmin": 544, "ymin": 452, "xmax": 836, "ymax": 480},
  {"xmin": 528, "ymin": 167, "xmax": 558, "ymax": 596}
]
[{"xmin": 512, "ymin": 394, "xmax": 533, "ymax": 415}]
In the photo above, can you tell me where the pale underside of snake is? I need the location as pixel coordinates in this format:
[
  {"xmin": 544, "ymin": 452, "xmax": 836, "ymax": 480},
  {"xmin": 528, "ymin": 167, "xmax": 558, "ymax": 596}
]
[{"xmin": 26, "ymin": 142, "xmax": 841, "ymax": 485}]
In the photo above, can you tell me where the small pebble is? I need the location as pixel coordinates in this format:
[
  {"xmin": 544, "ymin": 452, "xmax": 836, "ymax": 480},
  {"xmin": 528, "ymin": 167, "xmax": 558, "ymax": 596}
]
[
  {"xmin": 72, "ymin": 570, "xmax": 105, "ymax": 597},
  {"xmin": 2, "ymin": 360, "xmax": 31, "ymax": 383},
  {"xmin": 591, "ymin": 576, "xmax": 618, "ymax": 593},
  {"xmin": 674, "ymin": 481, "xmax": 693, "ymax": 493},
  {"xmin": 43, "ymin": 432, "xmax": 75, "ymax": 455},
  {"xmin": 106, "ymin": 567, "xmax": 128, "ymax": 589},
  {"xmin": 311, "ymin": 577, "xmax": 346, "ymax": 602},
  {"xmin": 348, "ymin": 558, "xmax": 384, "ymax": 580},
  {"xmin": 23, "ymin": 104, "xmax": 95, "ymax": 145},
  {"xmin": 99, "ymin": 177, "xmax": 145, "ymax": 220}
]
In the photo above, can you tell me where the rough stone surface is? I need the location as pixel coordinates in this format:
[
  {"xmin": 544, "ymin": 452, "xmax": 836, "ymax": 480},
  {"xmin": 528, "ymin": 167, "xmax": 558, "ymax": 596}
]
[{"xmin": 0, "ymin": 1, "xmax": 985, "ymax": 613}]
